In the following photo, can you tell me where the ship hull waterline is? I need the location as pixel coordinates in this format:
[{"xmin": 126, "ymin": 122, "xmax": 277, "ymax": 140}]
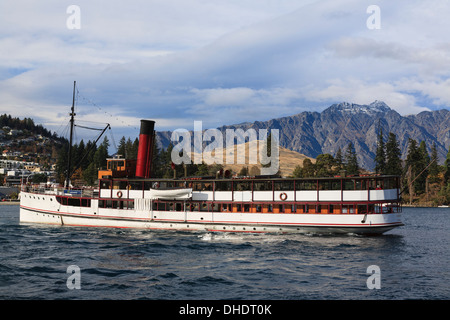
[{"xmin": 19, "ymin": 196, "xmax": 403, "ymax": 235}]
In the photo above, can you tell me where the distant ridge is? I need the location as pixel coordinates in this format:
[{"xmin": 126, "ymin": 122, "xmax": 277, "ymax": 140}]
[{"xmin": 157, "ymin": 101, "xmax": 450, "ymax": 170}]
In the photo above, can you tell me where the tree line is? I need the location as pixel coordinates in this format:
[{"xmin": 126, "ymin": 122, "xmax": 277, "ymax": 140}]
[
  {"xmin": 292, "ymin": 142, "xmax": 360, "ymax": 178},
  {"xmin": 56, "ymin": 130, "xmax": 450, "ymax": 205},
  {"xmin": 55, "ymin": 137, "xmax": 109, "ymax": 186},
  {"xmin": 292, "ymin": 128, "xmax": 450, "ymax": 205},
  {"xmin": 55, "ymin": 136, "xmax": 226, "ymax": 186},
  {"xmin": 0, "ymin": 114, "xmax": 60, "ymax": 140}
]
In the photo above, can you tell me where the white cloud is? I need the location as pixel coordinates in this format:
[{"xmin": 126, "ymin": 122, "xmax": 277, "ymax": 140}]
[
  {"xmin": 302, "ymin": 78, "xmax": 431, "ymax": 115},
  {"xmin": 0, "ymin": 0, "xmax": 449, "ymax": 140}
]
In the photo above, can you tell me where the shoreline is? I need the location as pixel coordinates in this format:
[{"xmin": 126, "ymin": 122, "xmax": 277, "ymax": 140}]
[
  {"xmin": 402, "ymin": 204, "xmax": 449, "ymax": 208},
  {"xmin": 0, "ymin": 201, "xmax": 19, "ymax": 205}
]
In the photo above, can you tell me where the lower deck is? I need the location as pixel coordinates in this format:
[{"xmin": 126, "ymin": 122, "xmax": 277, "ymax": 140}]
[{"xmin": 19, "ymin": 190, "xmax": 403, "ymax": 235}]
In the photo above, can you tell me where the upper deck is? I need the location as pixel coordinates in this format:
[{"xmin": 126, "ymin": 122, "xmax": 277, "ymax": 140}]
[{"xmin": 98, "ymin": 175, "xmax": 400, "ymax": 204}]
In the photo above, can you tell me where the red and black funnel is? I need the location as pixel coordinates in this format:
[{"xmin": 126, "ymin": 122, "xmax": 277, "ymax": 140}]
[{"xmin": 135, "ymin": 120, "xmax": 155, "ymax": 178}]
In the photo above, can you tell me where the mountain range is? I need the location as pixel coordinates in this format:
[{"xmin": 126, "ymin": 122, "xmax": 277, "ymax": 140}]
[{"xmin": 157, "ymin": 101, "xmax": 450, "ymax": 171}]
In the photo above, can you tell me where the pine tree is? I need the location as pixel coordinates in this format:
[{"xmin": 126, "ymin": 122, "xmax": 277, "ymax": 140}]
[
  {"xmin": 374, "ymin": 126, "xmax": 386, "ymax": 174},
  {"xmin": 117, "ymin": 136, "xmax": 127, "ymax": 157},
  {"xmin": 385, "ymin": 132, "xmax": 402, "ymax": 176},
  {"xmin": 428, "ymin": 142, "xmax": 440, "ymax": 183},
  {"xmin": 405, "ymin": 139, "xmax": 422, "ymax": 196},
  {"xmin": 301, "ymin": 158, "xmax": 315, "ymax": 177},
  {"xmin": 315, "ymin": 154, "xmax": 335, "ymax": 177},
  {"xmin": 292, "ymin": 165, "xmax": 303, "ymax": 178},
  {"xmin": 444, "ymin": 146, "xmax": 450, "ymax": 184},
  {"xmin": 344, "ymin": 142, "xmax": 359, "ymax": 175},
  {"xmin": 416, "ymin": 141, "xmax": 430, "ymax": 194},
  {"xmin": 334, "ymin": 147, "xmax": 344, "ymax": 173}
]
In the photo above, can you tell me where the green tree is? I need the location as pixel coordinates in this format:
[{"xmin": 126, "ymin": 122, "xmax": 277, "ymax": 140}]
[
  {"xmin": 404, "ymin": 138, "xmax": 428, "ymax": 196},
  {"xmin": 444, "ymin": 146, "xmax": 450, "ymax": 184},
  {"xmin": 117, "ymin": 136, "xmax": 127, "ymax": 157},
  {"xmin": 428, "ymin": 143, "xmax": 440, "ymax": 183},
  {"xmin": 374, "ymin": 126, "xmax": 386, "ymax": 174},
  {"xmin": 196, "ymin": 162, "xmax": 210, "ymax": 176},
  {"xmin": 385, "ymin": 132, "xmax": 402, "ymax": 176},
  {"xmin": 238, "ymin": 166, "xmax": 249, "ymax": 176},
  {"xmin": 344, "ymin": 142, "xmax": 359, "ymax": 175},
  {"xmin": 334, "ymin": 147, "xmax": 344, "ymax": 173},
  {"xmin": 416, "ymin": 141, "xmax": 430, "ymax": 194},
  {"xmin": 315, "ymin": 154, "xmax": 335, "ymax": 177},
  {"xmin": 292, "ymin": 165, "xmax": 303, "ymax": 178},
  {"xmin": 301, "ymin": 158, "xmax": 315, "ymax": 177}
]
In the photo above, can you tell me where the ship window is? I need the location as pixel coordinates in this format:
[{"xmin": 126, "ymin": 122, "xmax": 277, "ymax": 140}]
[
  {"xmin": 254, "ymin": 181, "xmax": 272, "ymax": 191},
  {"xmin": 129, "ymin": 181, "xmax": 143, "ymax": 190},
  {"xmin": 297, "ymin": 180, "xmax": 317, "ymax": 190},
  {"xmin": 101, "ymin": 180, "xmax": 111, "ymax": 189},
  {"xmin": 157, "ymin": 202, "xmax": 166, "ymax": 211},
  {"xmin": 215, "ymin": 181, "xmax": 232, "ymax": 191},
  {"xmin": 234, "ymin": 181, "xmax": 251, "ymax": 191},
  {"xmin": 343, "ymin": 179, "xmax": 355, "ymax": 190},
  {"xmin": 318, "ymin": 180, "xmax": 330, "ymax": 190},
  {"xmin": 331, "ymin": 180, "xmax": 341, "ymax": 190},
  {"xmin": 189, "ymin": 203, "xmax": 199, "ymax": 212},
  {"xmin": 67, "ymin": 198, "xmax": 80, "ymax": 206},
  {"xmin": 384, "ymin": 178, "xmax": 397, "ymax": 189},
  {"xmin": 355, "ymin": 180, "xmax": 366, "ymax": 190},
  {"xmin": 159, "ymin": 181, "xmax": 168, "ymax": 189},
  {"xmin": 318, "ymin": 180, "xmax": 340, "ymax": 190},
  {"xmin": 274, "ymin": 180, "xmax": 293, "ymax": 191},
  {"xmin": 192, "ymin": 182, "xmax": 202, "ymax": 191}
]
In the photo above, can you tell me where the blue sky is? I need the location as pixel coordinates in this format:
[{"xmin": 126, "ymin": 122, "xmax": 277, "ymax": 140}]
[{"xmin": 0, "ymin": 0, "xmax": 449, "ymax": 144}]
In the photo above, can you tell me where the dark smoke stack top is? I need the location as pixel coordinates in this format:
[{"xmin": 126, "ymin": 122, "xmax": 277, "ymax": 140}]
[{"xmin": 135, "ymin": 120, "xmax": 155, "ymax": 178}]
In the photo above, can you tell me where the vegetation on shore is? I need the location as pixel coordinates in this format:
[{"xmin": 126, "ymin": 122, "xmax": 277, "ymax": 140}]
[{"xmin": 2, "ymin": 114, "xmax": 449, "ymax": 206}]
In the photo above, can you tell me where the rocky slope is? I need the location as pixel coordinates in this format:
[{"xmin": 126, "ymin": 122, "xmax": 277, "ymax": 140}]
[{"xmin": 157, "ymin": 101, "xmax": 450, "ymax": 170}]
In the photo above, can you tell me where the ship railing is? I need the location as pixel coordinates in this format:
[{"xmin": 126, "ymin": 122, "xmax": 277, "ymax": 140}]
[{"xmin": 21, "ymin": 184, "xmax": 97, "ymax": 198}]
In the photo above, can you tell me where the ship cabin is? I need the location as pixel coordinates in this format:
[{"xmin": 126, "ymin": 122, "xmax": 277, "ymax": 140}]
[
  {"xmin": 97, "ymin": 155, "xmax": 137, "ymax": 180},
  {"xmin": 97, "ymin": 175, "xmax": 402, "ymax": 215}
]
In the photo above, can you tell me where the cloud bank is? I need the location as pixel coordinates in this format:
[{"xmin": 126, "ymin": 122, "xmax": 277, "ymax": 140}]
[{"xmin": 0, "ymin": 0, "xmax": 449, "ymax": 142}]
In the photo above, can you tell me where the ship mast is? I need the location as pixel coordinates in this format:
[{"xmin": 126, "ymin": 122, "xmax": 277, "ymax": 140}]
[{"xmin": 66, "ymin": 81, "xmax": 76, "ymax": 188}]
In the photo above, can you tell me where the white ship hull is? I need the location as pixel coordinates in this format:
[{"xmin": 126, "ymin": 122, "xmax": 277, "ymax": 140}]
[{"xmin": 20, "ymin": 191, "xmax": 403, "ymax": 235}]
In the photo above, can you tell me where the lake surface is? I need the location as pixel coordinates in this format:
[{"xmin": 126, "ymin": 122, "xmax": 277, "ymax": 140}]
[{"xmin": 0, "ymin": 205, "xmax": 448, "ymax": 301}]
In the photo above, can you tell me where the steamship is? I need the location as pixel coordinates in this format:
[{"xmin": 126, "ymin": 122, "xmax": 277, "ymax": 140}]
[{"xmin": 19, "ymin": 85, "xmax": 403, "ymax": 234}]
